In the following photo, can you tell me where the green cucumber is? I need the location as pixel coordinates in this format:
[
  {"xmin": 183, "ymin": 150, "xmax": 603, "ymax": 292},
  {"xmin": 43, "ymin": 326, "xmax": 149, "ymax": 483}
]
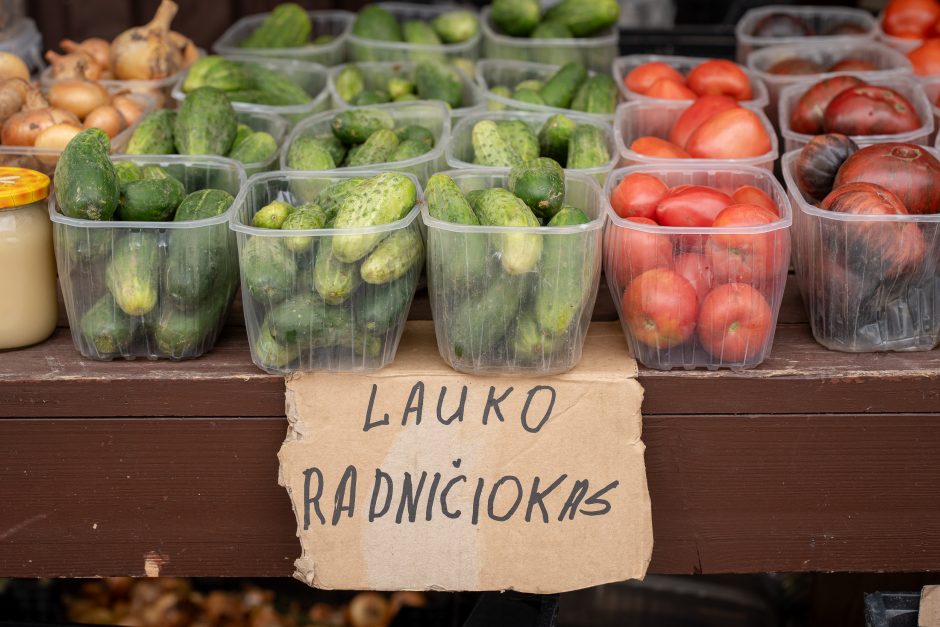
[
  {"xmin": 539, "ymin": 62, "xmax": 587, "ymax": 109},
  {"xmin": 106, "ymin": 232, "xmax": 159, "ymax": 316},
  {"xmin": 358, "ymin": 279, "xmax": 414, "ymax": 334},
  {"xmin": 79, "ymin": 294, "xmax": 136, "ymax": 356},
  {"xmin": 174, "ymin": 87, "xmax": 238, "ymax": 156},
  {"xmin": 567, "ymin": 124, "xmax": 610, "ymax": 169},
  {"xmin": 359, "ymin": 228, "xmax": 424, "ymax": 284},
  {"xmin": 496, "ymin": 120, "xmax": 539, "ymax": 162},
  {"xmin": 126, "ymin": 110, "xmax": 176, "ymax": 155},
  {"xmin": 395, "ymin": 124, "xmax": 435, "ymax": 147},
  {"xmin": 252, "ymin": 200, "xmax": 295, "ymax": 229},
  {"xmin": 345, "ymin": 128, "xmax": 399, "ymax": 166},
  {"xmin": 432, "ymin": 10, "xmax": 479, "ymax": 43},
  {"xmin": 242, "ymin": 236, "xmax": 296, "ymax": 304},
  {"xmin": 538, "ymin": 114, "xmax": 577, "ymax": 165},
  {"xmin": 508, "ymin": 157, "xmax": 565, "ymax": 221},
  {"xmin": 281, "ymin": 203, "xmax": 328, "ymax": 253},
  {"xmin": 286, "ymin": 135, "xmax": 339, "ymax": 171},
  {"xmin": 403, "ymin": 20, "xmax": 442, "ymax": 45},
  {"xmin": 227, "ymin": 131, "xmax": 278, "ymax": 165},
  {"xmin": 331, "ymin": 108, "xmax": 395, "ymax": 145},
  {"xmin": 353, "ymin": 5, "xmax": 403, "ymax": 42},
  {"xmin": 335, "ymin": 65, "xmax": 366, "ymax": 103},
  {"xmin": 471, "ymin": 120, "xmax": 522, "ymax": 168},
  {"xmin": 535, "ymin": 204, "xmax": 594, "ymax": 334},
  {"xmin": 543, "ymin": 0, "xmax": 620, "ymax": 36},
  {"xmin": 415, "ymin": 59, "xmax": 463, "ymax": 108},
  {"xmin": 314, "ymin": 239, "xmax": 362, "ymax": 304},
  {"xmin": 449, "ymin": 274, "xmax": 526, "ymax": 359},
  {"xmin": 491, "ymin": 0, "xmax": 540, "ymax": 36},
  {"xmin": 54, "ymin": 128, "xmax": 119, "ymax": 221},
  {"xmin": 241, "ymin": 3, "xmax": 312, "ymax": 48},
  {"xmin": 472, "ymin": 187, "xmax": 542, "ymax": 274},
  {"xmin": 117, "ymin": 177, "xmax": 186, "ymax": 222},
  {"xmin": 331, "ymin": 172, "xmax": 417, "ymax": 262}
]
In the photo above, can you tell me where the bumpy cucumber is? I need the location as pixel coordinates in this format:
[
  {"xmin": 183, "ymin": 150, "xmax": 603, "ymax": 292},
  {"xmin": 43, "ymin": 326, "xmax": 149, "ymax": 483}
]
[
  {"xmin": 567, "ymin": 124, "xmax": 610, "ymax": 169},
  {"xmin": 360, "ymin": 228, "xmax": 424, "ymax": 284},
  {"xmin": 535, "ymin": 205, "xmax": 593, "ymax": 334},
  {"xmin": 358, "ymin": 278, "xmax": 414, "ymax": 334},
  {"xmin": 174, "ymin": 87, "xmax": 238, "ymax": 156},
  {"xmin": 449, "ymin": 274, "xmax": 526, "ymax": 360},
  {"xmin": 228, "ymin": 131, "xmax": 278, "ymax": 165},
  {"xmin": 496, "ymin": 120, "xmax": 539, "ymax": 162},
  {"xmin": 414, "ymin": 59, "xmax": 463, "ymax": 108},
  {"xmin": 390, "ymin": 138, "xmax": 431, "ymax": 162},
  {"xmin": 281, "ymin": 203, "xmax": 328, "ymax": 253},
  {"xmin": 314, "ymin": 178, "xmax": 367, "ymax": 224},
  {"xmin": 539, "ymin": 62, "xmax": 587, "ymax": 109},
  {"xmin": 286, "ymin": 135, "xmax": 338, "ymax": 171},
  {"xmin": 331, "ymin": 173, "xmax": 417, "ymax": 262},
  {"xmin": 491, "ymin": 0, "xmax": 540, "ymax": 36},
  {"xmin": 80, "ymin": 294, "xmax": 136, "ymax": 356},
  {"xmin": 538, "ymin": 114, "xmax": 576, "ymax": 165},
  {"xmin": 425, "ymin": 173, "xmax": 478, "ymax": 224},
  {"xmin": 314, "ymin": 239, "xmax": 362, "ymax": 304},
  {"xmin": 508, "ymin": 157, "xmax": 565, "ymax": 221},
  {"xmin": 106, "ymin": 232, "xmax": 159, "ymax": 316},
  {"xmin": 126, "ymin": 110, "xmax": 176, "ymax": 155},
  {"xmin": 432, "ymin": 10, "xmax": 479, "ymax": 43},
  {"xmin": 472, "ymin": 187, "xmax": 542, "ymax": 275},
  {"xmin": 331, "ymin": 108, "xmax": 395, "ymax": 145},
  {"xmin": 353, "ymin": 5, "xmax": 404, "ymax": 42},
  {"xmin": 471, "ymin": 120, "xmax": 522, "ymax": 168},
  {"xmin": 345, "ymin": 128, "xmax": 399, "ymax": 166},
  {"xmin": 252, "ymin": 200, "xmax": 295, "ymax": 229},
  {"xmin": 242, "ymin": 237, "xmax": 297, "ymax": 303},
  {"xmin": 117, "ymin": 177, "xmax": 186, "ymax": 222},
  {"xmin": 403, "ymin": 20, "xmax": 442, "ymax": 45},
  {"xmin": 175, "ymin": 189, "xmax": 234, "ymax": 222},
  {"xmin": 241, "ymin": 3, "xmax": 312, "ymax": 48},
  {"xmin": 54, "ymin": 128, "xmax": 119, "ymax": 221},
  {"xmin": 395, "ymin": 124, "xmax": 435, "ymax": 147},
  {"xmin": 335, "ymin": 65, "xmax": 365, "ymax": 103}
]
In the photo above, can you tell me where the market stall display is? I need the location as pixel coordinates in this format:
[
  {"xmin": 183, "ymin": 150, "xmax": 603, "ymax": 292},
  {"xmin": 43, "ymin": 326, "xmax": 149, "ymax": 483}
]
[
  {"xmin": 348, "ymin": 2, "xmax": 481, "ymax": 63},
  {"xmin": 877, "ymin": 0, "xmax": 940, "ymax": 55}
]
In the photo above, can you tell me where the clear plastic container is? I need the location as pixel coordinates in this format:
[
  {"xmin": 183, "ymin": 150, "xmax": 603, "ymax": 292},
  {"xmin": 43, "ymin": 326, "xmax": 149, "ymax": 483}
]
[
  {"xmin": 479, "ymin": 6, "xmax": 616, "ymax": 74},
  {"xmin": 231, "ymin": 170, "xmax": 423, "ymax": 374},
  {"xmin": 171, "ymin": 56, "xmax": 331, "ymax": 125},
  {"xmin": 50, "ymin": 155, "xmax": 247, "ymax": 361},
  {"xmin": 613, "ymin": 100, "xmax": 779, "ymax": 171},
  {"xmin": 619, "ymin": 0, "xmax": 676, "ymax": 28},
  {"xmin": 612, "ymin": 55, "xmax": 770, "ymax": 109},
  {"xmin": 445, "ymin": 110, "xmax": 617, "ymax": 183},
  {"xmin": 745, "ymin": 41, "xmax": 914, "ymax": 125},
  {"xmin": 780, "ymin": 150, "xmax": 940, "ymax": 352},
  {"xmin": 735, "ymin": 6, "xmax": 879, "ymax": 64},
  {"xmin": 603, "ymin": 164, "xmax": 793, "ymax": 370},
  {"xmin": 280, "ymin": 100, "xmax": 450, "ymax": 186},
  {"xmin": 0, "ymin": 16, "xmax": 40, "ymax": 72},
  {"xmin": 212, "ymin": 10, "xmax": 354, "ymax": 66},
  {"xmin": 476, "ymin": 59, "xmax": 618, "ymax": 119},
  {"xmin": 876, "ymin": 14, "xmax": 923, "ymax": 55},
  {"xmin": 778, "ymin": 75, "xmax": 934, "ymax": 154},
  {"xmin": 923, "ymin": 75, "xmax": 940, "ymax": 143},
  {"xmin": 348, "ymin": 2, "xmax": 481, "ymax": 64},
  {"xmin": 326, "ymin": 61, "xmax": 485, "ymax": 121},
  {"xmin": 424, "ymin": 169, "xmax": 605, "ymax": 374}
]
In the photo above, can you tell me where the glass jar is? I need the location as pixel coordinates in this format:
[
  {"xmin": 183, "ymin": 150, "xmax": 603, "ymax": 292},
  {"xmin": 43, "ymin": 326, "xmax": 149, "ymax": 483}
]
[{"xmin": 0, "ymin": 167, "xmax": 56, "ymax": 350}]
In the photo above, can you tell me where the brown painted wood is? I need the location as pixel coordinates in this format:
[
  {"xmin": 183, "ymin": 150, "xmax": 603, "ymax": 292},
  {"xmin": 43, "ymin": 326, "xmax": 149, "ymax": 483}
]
[{"xmin": 1, "ymin": 413, "xmax": 938, "ymax": 577}]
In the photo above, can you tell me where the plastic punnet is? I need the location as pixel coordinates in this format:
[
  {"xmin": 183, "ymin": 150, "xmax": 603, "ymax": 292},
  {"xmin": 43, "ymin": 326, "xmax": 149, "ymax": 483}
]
[
  {"xmin": 213, "ymin": 10, "xmax": 354, "ymax": 66},
  {"xmin": 348, "ymin": 3, "xmax": 481, "ymax": 63}
]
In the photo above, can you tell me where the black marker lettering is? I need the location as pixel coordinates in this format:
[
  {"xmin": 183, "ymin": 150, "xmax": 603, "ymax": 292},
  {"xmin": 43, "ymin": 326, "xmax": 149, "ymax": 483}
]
[
  {"xmin": 395, "ymin": 471, "xmax": 428, "ymax": 524},
  {"xmin": 525, "ymin": 474, "xmax": 568, "ymax": 523},
  {"xmin": 369, "ymin": 468, "xmax": 393, "ymax": 522},
  {"xmin": 558, "ymin": 479, "xmax": 589, "ymax": 521},
  {"xmin": 401, "ymin": 381, "xmax": 424, "ymax": 426},
  {"xmin": 580, "ymin": 480, "xmax": 620, "ymax": 516},
  {"xmin": 437, "ymin": 385, "xmax": 468, "ymax": 425},
  {"xmin": 425, "ymin": 472, "xmax": 442, "ymax": 521},
  {"xmin": 521, "ymin": 385, "xmax": 556, "ymax": 433},
  {"xmin": 332, "ymin": 465, "xmax": 357, "ymax": 526},
  {"xmin": 471, "ymin": 477, "xmax": 485, "ymax": 524},
  {"xmin": 302, "ymin": 467, "xmax": 325, "ymax": 529},
  {"xmin": 482, "ymin": 386, "xmax": 513, "ymax": 425},
  {"xmin": 487, "ymin": 476, "xmax": 523, "ymax": 522},
  {"xmin": 440, "ymin": 474, "xmax": 466, "ymax": 519},
  {"xmin": 363, "ymin": 384, "xmax": 390, "ymax": 432}
]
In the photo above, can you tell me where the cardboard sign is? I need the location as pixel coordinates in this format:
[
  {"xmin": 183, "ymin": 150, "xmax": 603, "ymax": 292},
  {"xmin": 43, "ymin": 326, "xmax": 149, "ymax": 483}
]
[
  {"xmin": 921, "ymin": 586, "xmax": 940, "ymax": 627},
  {"xmin": 278, "ymin": 321, "xmax": 652, "ymax": 593}
]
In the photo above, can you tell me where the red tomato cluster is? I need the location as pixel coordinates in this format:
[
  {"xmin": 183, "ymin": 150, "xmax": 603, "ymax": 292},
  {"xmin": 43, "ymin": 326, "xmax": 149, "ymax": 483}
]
[
  {"xmin": 767, "ymin": 56, "xmax": 877, "ymax": 76},
  {"xmin": 624, "ymin": 59, "xmax": 753, "ymax": 101},
  {"xmin": 881, "ymin": 0, "xmax": 940, "ymax": 74},
  {"xmin": 629, "ymin": 96, "xmax": 773, "ymax": 160},
  {"xmin": 788, "ymin": 76, "xmax": 921, "ymax": 136},
  {"xmin": 607, "ymin": 174, "xmax": 787, "ymax": 361}
]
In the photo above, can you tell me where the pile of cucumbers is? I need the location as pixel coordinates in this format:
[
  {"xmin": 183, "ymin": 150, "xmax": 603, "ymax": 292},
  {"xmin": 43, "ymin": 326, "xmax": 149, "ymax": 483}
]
[
  {"xmin": 425, "ymin": 162, "xmax": 599, "ymax": 371},
  {"xmin": 239, "ymin": 3, "xmax": 335, "ymax": 49},
  {"xmin": 334, "ymin": 59, "xmax": 467, "ymax": 108},
  {"xmin": 488, "ymin": 61, "xmax": 618, "ymax": 114},
  {"xmin": 241, "ymin": 173, "xmax": 423, "ymax": 372},
  {"xmin": 53, "ymin": 129, "xmax": 239, "ymax": 360},
  {"xmin": 489, "ymin": 0, "xmax": 619, "ymax": 38},
  {"xmin": 352, "ymin": 4, "xmax": 479, "ymax": 46},
  {"xmin": 181, "ymin": 56, "xmax": 313, "ymax": 107},
  {"xmin": 469, "ymin": 114, "xmax": 610, "ymax": 170},
  {"xmin": 285, "ymin": 107, "xmax": 438, "ymax": 171},
  {"xmin": 126, "ymin": 87, "xmax": 279, "ymax": 168}
]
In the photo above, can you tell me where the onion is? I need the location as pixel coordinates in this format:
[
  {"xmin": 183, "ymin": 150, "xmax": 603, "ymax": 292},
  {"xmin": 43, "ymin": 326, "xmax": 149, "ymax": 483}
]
[
  {"xmin": 48, "ymin": 80, "xmax": 110, "ymax": 119},
  {"xmin": 84, "ymin": 105, "xmax": 125, "ymax": 138},
  {"xmin": 111, "ymin": 93, "xmax": 147, "ymax": 126},
  {"xmin": 0, "ymin": 52, "xmax": 29, "ymax": 82},
  {"xmin": 60, "ymin": 38, "xmax": 111, "ymax": 71},
  {"xmin": 169, "ymin": 31, "xmax": 199, "ymax": 68},
  {"xmin": 34, "ymin": 123, "xmax": 83, "ymax": 164},
  {"xmin": 110, "ymin": 0, "xmax": 184, "ymax": 80},
  {"xmin": 44, "ymin": 50, "xmax": 104, "ymax": 81},
  {"xmin": 2, "ymin": 109, "xmax": 57, "ymax": 146},
  {"xmin": 49, "ymin": 107, "xmax": 81, "ymax": 126},
  {"xmin": 0, "ymin": 78, "xmax": 28, "ymax": 124}
]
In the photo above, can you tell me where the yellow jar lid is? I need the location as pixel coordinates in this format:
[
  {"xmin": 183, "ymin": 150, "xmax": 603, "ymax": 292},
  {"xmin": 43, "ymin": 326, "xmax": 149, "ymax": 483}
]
[{"xmin": 0, "ymin": 167, "xmax": 51, "ymax": 210}]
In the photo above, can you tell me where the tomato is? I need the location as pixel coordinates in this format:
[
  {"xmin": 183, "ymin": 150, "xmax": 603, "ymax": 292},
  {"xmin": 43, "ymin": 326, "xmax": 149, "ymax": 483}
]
[
  {"xmin": 605, "ymin": 217, "xmax": 673, "ymax": 287},
  {"xmin": 833, "ymin": 143, "xmax": 940, "ymax": 214},
  {"xmin": 610, "ymin": 173, "xmax": 668, "ymax": 220},
  {"xmin": 697, "ymin": 283, "xmax": 774, "ymax": 362},
  {"xmin": 667, "ymin": 95, "xmax": 739, "ymax": 148},
  {"xmin": 752, "ymin": 13, "xmax": 813, "ymax": 37},
  {"xmin": 822, "ymin": 181, "xmax": 910, "ymax": 214},
  {"xmin": 655, "ymin": 185, "xmax": 733, "ymax": 227},
  {"xmin": 622, "ymin": 268, "xmax": 699, "ymax": 349},
  {"xmin": 625, "ymin": 62, "xmax": 686, "ymax": 94},
  {"xmin": 794, "ymin": 133, "xmax": 859, "ymax": 201},
  {"xmin": 686, "ymin": 59, "xmax": 753, "ymax": 101},
  {"xmin": 674, "ymin": 253, "xmax": 714, "ymax": 303},
  {"xmin": 732, "ymin": 185, "xmax": 778, "ymax": 215},
  {"xmin": 644, "ymin": 77, "xmax": 698, "ymax": 100},
  {"xmin": 706, "ymin": 203, "xmax": 787, "ymax": 284},
  {"xmin": 907, "ymin": 38, "xmax": 940, "ymax": 75},
  {"xmin": 882, "ymin": 0, "xmax": 940, "ymax": 39},
  {"xmin": 823, "ymin": 85, "xmax": 922, "ymax": 136},
  {"xmin": 767, "ymin": 58, "xmax": 826, "ymax": 75},
  {"xmin": 685, "ymin": 108, "xmax": 772, "ymax": 160},
  {"xmin": 828, "ymin": 58, "xmax": 878, "ymax": 72},
  {"xmin": 789, "ymin": 75, "xmax": 866, "ymax": 135},
  {"xmin": 630, "ymin": 136, "xmax": 691, "ymax": 159}
]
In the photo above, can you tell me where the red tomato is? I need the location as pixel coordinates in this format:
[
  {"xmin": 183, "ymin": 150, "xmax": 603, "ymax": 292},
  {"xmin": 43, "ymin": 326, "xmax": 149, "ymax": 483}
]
[
  {"xmin": 668, "ymin": 95, "xmax": 739, "ymax": 148},
  {"xmin": 622, "ymin": 268, "xmax": 699, "ymax": 349},
  {"xmin": 625, "ymin": 62, "xmax": 686, "ymax": 94},
  {"xmin": 833, "ymin": 142, "xmax": 940, "ymax": 214},
  {"xmin": 610, "ymin": 173, "xmax": 669, "ymax": 219},
  {"xmin": 823, "ymin": 85, "xmax": 922, "ymax": 136},
  {"xmin": 882, "ymin": 0, "xmax": 940, "ymax": 39},
  {"xmin": 789, "ymin": 75, "xmax": 866, "ymax": 135},
  {"xmin": 907, "ymin": 38, "xmax": 940, "ymax": 75},
  {"xmin": 697, "ymin": 283, "xmax": 774, "ymax": 362},
  {"xmin": 685, "ymin": 108, "xmax": 772, "ymax": 160},
  {"xmin": 686, "ymin": 59, "xmax": 754, "ymax": 101},
  {"xmin": 655, "ymin": 185, "xmax": 733, "ymax": 227},
  {"xmin": 732, "ymin": 185, "xmax": 779, "ymax": 215},
  {"xmin": 767, "ymin": 58, "xmax": 826, "ymax": 75},
  {"xmin": 604, "ymin": 217, "xmax": 673, "ymax": 287},
  {"xmin": 752, "ymin": 13, "xmax": 813, "ymax": 37},
  {"xmin": 706, "ymin": 203, "xmax": 787, "ymax": 284},
  {"xmin": 645, "ymin": 77, "xmax": 698, "ymax": 100},
  {"xmin": 630, "ymin": 136, "xmax": 691, "ymax": 159},
  {"xmin": 828, "ymin": 58, "xmax": 878, "ymax": 72},
  {"xmin": 674, "ymin": 253, "xmax": 714, "ymax": 303}
]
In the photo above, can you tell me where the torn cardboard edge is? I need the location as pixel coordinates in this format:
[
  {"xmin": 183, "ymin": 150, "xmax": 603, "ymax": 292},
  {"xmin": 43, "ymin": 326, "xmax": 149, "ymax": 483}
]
[{"xmin": 921, "ymin": 586, "xmax": 940, "ymax": 627}]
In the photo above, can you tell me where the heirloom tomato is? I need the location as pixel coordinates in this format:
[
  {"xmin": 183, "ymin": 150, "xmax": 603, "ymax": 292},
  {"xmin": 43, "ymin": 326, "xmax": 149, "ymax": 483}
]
[
  {"xmin": 833, "ymin": 143, "xmax": 940, "ymax": 214},
  {"xmin": 645, "ymin": 78, "xmax": 698, "ymax": 100},
  {"xmin": 823, "ymin": 85, "xmax": 921, "ymax": 136},
  {"xmin": 630, "ymin": 136, "xmax": 690, "ymax": 159},
  {"xmin": 611, "ymin": 173, "xmax": 668, "ymax": 219},
  {"xmin": 623, "ymin": 268, "xmax": 699, "ymax": 349},
  {"xmin": 655, "ymin": 185, "xmax": 733, "ymax": 227},
  {"xmin": 767, "ymin": 58, "xmax": 825, "ymax": 75},
  {"xmin": 829, "ymin": 58, "xmax": 878, "ymax": 72},
  {"xmin": 668, "ymin": 95, "xmax": 739, "ymax": 148},
  {"xmin": 794, "ymin": 133, "xmax": 859, "ymax": 201},
  {"xmin": 752, "ymin": 13, "xmax": 813, "ymax": 37},
  {"xmin": 625, "ymin": 62, "xmax": 685, "ymax": 94},
  {"xmin": 697, "ymin": 283, "xmax": 773, "ymax": 362},
  {"xmin": 732, "ymin": 185, "xmax": 779, "ymax": 215},
  {"xmin": 789, "ymin": 75, "xmax": 866, "ymax": 135},
  {"xmin": 685, "ymin": 108, "xmax": 772, "ymax": 159},
  {"xmin": 882, "ymin": 0, "xmax": 940, "ymax": 39},
  {"xmin": 686, "ymin": 59, "xmax": 753, "ymax": 100}
]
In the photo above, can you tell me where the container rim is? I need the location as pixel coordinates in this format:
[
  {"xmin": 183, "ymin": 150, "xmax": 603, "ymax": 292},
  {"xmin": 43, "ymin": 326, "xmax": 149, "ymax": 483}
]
[
  {"xmin": 279, "ymin": 99, "xmax": 452, "ymax": 171},
  {"xmin": 780, "ymin": 150, "xmax": 940, "ymax": 223},
  {"xmin": 420, "ymin": 168, "xmax": 607, "ymax": 234},
  {"xmin": 735, "ymin": 5, "xmax": 879, "ymax": 45},
  {"xmin": 613, "ymin": 100, "xmax": 780, "ymax": 167},
  {"xmin": 229, "ymin": 169, "xmax": 423, "ymax": 236},
  {"xmin": 777, "ymin": 74, "xmax": 935, "ymax": 144},
  {"xmin": 38, "ymin": 52, "xmax": 204, "ymax": 90},
  {"xmin": 603, "ymin": 163, "xmax": 794, "ymax": 235},
  {"xmin": 875, "ymin": 13, "xmax": 924, "ymax": 53},
  {"xmin": 744, "ymin": 40, "xmax": 914, "ymax": 79},
  {"xmin": 212, "ymin": 9, "xmax": 355, "ymax": 55},
  {"xmin": 479, "ymin": 6, "xmax": 617, "ymax": 46},
  {"xmin": 611, "ymin": 54, "xmax": 770, "ymax": 109},
  {"xmin": 48, "ymin": 154, "xmax": 248, "ymax": 229},
  {"xmin": 445, "ymin": 109, "xmax": 617, "ymax": 173},
  {"xmin": 347, "ymin": 2, "xmax": 481, "ymax": 53}
]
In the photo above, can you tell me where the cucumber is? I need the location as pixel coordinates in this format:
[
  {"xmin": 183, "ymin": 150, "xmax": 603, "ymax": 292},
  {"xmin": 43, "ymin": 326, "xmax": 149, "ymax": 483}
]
[
  {"xmin": 395, "ymin": 124, "xmax": 435, "ymax": 147},
  {"xmin": 539, "ymin": 62, "xmax": 587, "ymax": 109},
  {"xmin": 153, "ymin": 292, "xmax": 230, "ymax": 357},
  {"xmin": 449, "ymin": 274, "xmax": 526, "ymax": 360},
  {"xmin": 567, "ymin": 124, "xmax": 610, "ymax": 169},
  {"xmin": 391, "ymin": 138, "xmax": 431, "ymax": 162},
  {"xmin": 114, "ymin": 161, "xmax": 143, "ymax": 187},
  {"xmin": 543, "ymin": 0, "xmax": 620, "ymax": 36},
  {"xmin": 393, "ymin": 93, "xmax": 419, "ymax": 102},
  {"xmin": 432, "ymin": 10, "xmax": 479, "ymax": 43},
  {"xmin": 331, "ymin": 108, "xmax": 395, "ymax": 145},
  {"xmin": 360, "ymin": 228, "xmax": 424, "ymax": 284},
  {"xmin": 126, "ymin": 110, "xmax": 176, "ymax": 155},
  {"xmin": 353, "ymin": 5, "xmax": 403, "ymax": 42},
  {"xmin": 358, "ymin": 278, "xmax": 413, "ymax": 334},
  {"xmin": 487, "ymin": 85, "xmax": 512, "ymax": 110},
  {"xmin": 425, "ymin": 174, "xmax": 490, "ymax": 290},
  {"xmin": 535, "ymin": 204, "xmax": 593, "ymax": 334},
  {"xmin": 281, "ymin": 203, "xmax": 328, "ymax": 253},
  {"xmin": 242, "ymin": 236, "xmax": 296, "ymax": 304},
  {"xmin": 140, "ymin": 165, "xmax": 171, "ymax": 180},
  {"xmin": 386, "ymin": 76, "xmax": 415, "ymax": 100},
  {"xmin": 268, "ymin": 293, "xmax": 325, "ymax": 345},
  {"xmin": 314, "ymin": 177, "xmax": 367, "ymax": 224},
  {"xmin": 335, "ymin": 65, "xmax": 366, "ymax": 103},
  {"xmin": 182, "ymin": 57, "xmax": 228, "ymax": 92},
  {"xmin": 403, "ymin": 20, "xmax": 442, "ymax": 45},
  {"xmin": 252, "ymin": 200, "xmax": 295, "ymax": 229},
  {"xmin": 465, "ymin": 189, "xmax": 487, "ymax": 213},
  {"xmin": 351, "ymin": 89, "xmax": 391, "ymax": 106},
  {"xmin": 331, "ymin": 173, "xmax": 417, "ymax": 262},
  {"xmin": 512, "ymin": 88, "xmax": 546, "ymax": 106},
  {"xmin": 286, "ymin": 135, "xmax": 339, "ymax": 171},
  {"xmin": 425, "ymin": 173, "xmax": 479, "ymax": 224},
  {"xmin": 515, "ymin": 79, "xmax": 545, "ymax": 92},
  {"xmin": 175, "ymin": 189, "xmax": 234, "ymax": 222},
  {"xmin": 228, "ymin": 131, "xmax": 278, "ymax": 165},
  {"xmin": 184, "ymin": 57, "xmax": 253, "ymax": 93},
  {"xmin": 54, "ymin": 128, "xmax": 119, "ymax": 221},
  {"xmin": 229, "ymin": 123, "xmax": 254, "ymax": 154},
  {"xmin": 512, "ymin": 311, "xmax": 565, "ymax": 365},
  {"xmin": 548, "ymin": 205, "xmax": 590, "ymax": 225},
  {"xmin": 538, "ymin": 114, "xmax": 576, "ymax": 165},
  {"xmin": 117, "ymin": 177, "xmax": 186, "ymax": 222},
  {"xmin": 491, "ymin": 0, "xmax": 540, "ymax": 36},
  {"xmin": 312, "ymin": 134, "xmax": 348, "ymax": 165},
  {"xmin": 174, "ymin": 87, "xmax": 238, "ymax": 156},
  {"xmin": 471, "ymin": 120, "xmax": 522, "ymax": 168},
  {"xmin": 532, "ymin": 20, "xmax": 573, "ymax": 38},
  {"xmin": 345, "ymin": 128, "xmax": 399, "ymax": 166},
  {"xmin": 576, "ymin": 75, "xmax": 618, "ymax": 114},
  {"xmin": 496, "ymin": 120, "xmax": 539, "ymax": 162},
  {"xmin": 164, "ymin": 211, "xmax": 234, "ymax": 306},
  {"xmin": 241, "ymin": 3, "xmax": 311, "ymax": 48},
  {"xmin": 314, "ymin": 239, "xmax": 362, "ymax": 304},
  {"xmin": 79, "ymin": 294, "xmax": 136, "ymax": 356},
  {"xmin": 106, "ymin": 232, "xmax": 159, "ymax": 316},
  {"xmin": 530, "ymin": 22, "xmax": 579, "ymax": 66},
  {"xmin": 415, "ymin": 59, "xmax": 463, "ymax": 108},
  {"xmin": 472, "ymin": 187, "xmax": 542, "ymax": 275},
  {"xmin": 253, "ymin": 319, "xmax": 299, "ymax": 371},
  {"xmin": 245, "ymin": 62, "xmax": 311, "ymax": 106},
  {"xmin": 509, "ymin": 157, "xmax": 565, "ymax": 221}
]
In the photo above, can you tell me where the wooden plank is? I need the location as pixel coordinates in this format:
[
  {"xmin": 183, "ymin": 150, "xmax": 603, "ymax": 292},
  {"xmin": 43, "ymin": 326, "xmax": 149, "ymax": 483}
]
[{"xmin": 1, "ymin": 413, "xmax": 938, "ymax": 577}]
